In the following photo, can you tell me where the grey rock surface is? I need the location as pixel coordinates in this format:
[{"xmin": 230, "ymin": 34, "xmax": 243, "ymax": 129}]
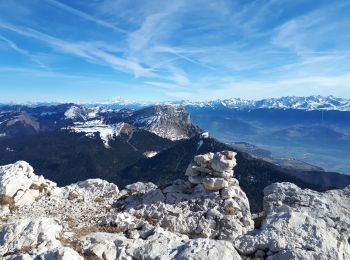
[
  {"xmin": 1, "ymin": 153, "xmax": 349, "ymax": 259},
  {"xmin": 235, "ymin": 182, "xmax": 350, "ymax": 259}
]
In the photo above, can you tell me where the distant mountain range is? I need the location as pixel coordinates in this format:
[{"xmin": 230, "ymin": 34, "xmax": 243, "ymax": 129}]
[
  {"xmin": 103, "ymin": 95, "xmax": 350, "ymax": 111},
  {"xmin": 179, "ymin": 95, "xmax": 350, "ymax": 111},
  {"xmin": 2, "ymin": 95, "xmax": 350, "ymax": 111}
]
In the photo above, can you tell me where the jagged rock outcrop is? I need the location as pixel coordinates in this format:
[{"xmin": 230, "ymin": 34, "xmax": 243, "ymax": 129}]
[
  {"xmin": 235, "ymin": 182, "xmax": 350, "ymax": 259},
  {"xmin": 0, "ymin": 161, "xmax": 55, "ymax": 214},
  {"xmin": 104, "ymin": 151, "xmax": 253, "ymax": 241},
  {"xmin": 0, "ymin": 152, "xmax": 250, "ymax": 259},
  {"xmin": 1, "ymin": 154, "xmax": 350, "ymax": 259}
]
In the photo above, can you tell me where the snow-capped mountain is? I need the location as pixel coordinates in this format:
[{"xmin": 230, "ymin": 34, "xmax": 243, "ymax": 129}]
[
  {"xmin": 256, "ymin": 95, "xmax": 350, "ymax": 111},
  {"xmin": 180, "ymin": 95, "xmax": 350, "ymax": 111},
  {"xmin": 3, "ymin": 95, "xmax": 349, "ymax": 112},
  {"xmin": 86, "ymin": 95, "xmax": 350, "ymax": 111}
]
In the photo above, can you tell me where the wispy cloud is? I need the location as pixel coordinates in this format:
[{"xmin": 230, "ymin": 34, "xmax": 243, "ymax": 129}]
[
  {"xmin": 272, "ymin": 1, "xmax": 350, "ymax": 56},
  {"xmin": 151, "ymin": 46, "xmax": 216, "ymax": 70},
  {"xmin": 0, "ymin": 22, "xmax": 153, "ymax": 77},
  {"xmin": 44, "ymin": 0, "xmax": 128, "ymax": 34},
  {"xmin": 127, "ymin": 1, "xmax": 184, "ymax": 54},
  {"xmin": 145, "ymin": 81, "xmax": 186, "ymax": 90},
  {"xmin": 0, "ymin": 65, "xmax": 120, "ymax": 84},
  {"xmin": 0, "ymin": 34, "xmax": 49, "ymax": 70}
]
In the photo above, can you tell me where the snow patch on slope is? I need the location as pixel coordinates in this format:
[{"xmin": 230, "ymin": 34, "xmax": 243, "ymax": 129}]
[
  {"xmin": 143, "ymin": 151, "xmax": 159, "ymax": 158},
  {"xmin": 64, "ymin": 120, "xmax": 117, "ymax": 148}
]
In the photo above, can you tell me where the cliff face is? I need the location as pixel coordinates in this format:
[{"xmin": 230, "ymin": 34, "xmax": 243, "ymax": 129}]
[
  {"xmin": 0, "ymin": 153, "xmax": 349, "ymax": 259},
  {"xmin": 125, "ymin": 105, "xmax": 202, "ymax": 140}
]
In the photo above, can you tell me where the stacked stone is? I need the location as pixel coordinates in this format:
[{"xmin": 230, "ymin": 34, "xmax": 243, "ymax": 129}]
[
  {"xmin": 185, "ymin": 150, "xmax": 252, "ymax": 226},
  {"xmin": 186, "ymin": 150, "xmax": 237, "ymax": 192}
]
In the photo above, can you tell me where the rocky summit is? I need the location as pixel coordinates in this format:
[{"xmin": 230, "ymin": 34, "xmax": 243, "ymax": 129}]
[{"xmin": 0, "ymin": 153, "xmax": 349, "ymax": 260}]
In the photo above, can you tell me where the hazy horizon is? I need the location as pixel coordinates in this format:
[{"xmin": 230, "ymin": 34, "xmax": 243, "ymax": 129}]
[{"xmin": 1, "ymin": 94, "xmax": 349, "ymax": 105}]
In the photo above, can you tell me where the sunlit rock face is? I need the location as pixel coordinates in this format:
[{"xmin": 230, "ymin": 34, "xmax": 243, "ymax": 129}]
[{"xmin": 235, "ymin": 182, "xmax": 350, "ymax": 259}]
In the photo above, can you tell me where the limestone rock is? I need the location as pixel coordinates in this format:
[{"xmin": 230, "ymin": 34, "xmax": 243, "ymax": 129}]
[
  {"xmin": 186, "ymin": 151, "xmax": 238, "ymax": 194},
  {"xmin": 79, "ymin": 229, "xmax": 243, "ymax": 260},
  {"xmin": 7, "ymin": 158, "xmax": 349, "ymax": 259},
  {"xmin": 221, "ymin": 186, "xmax": 241, "ymax": 199},
  {"xmin": 193, "ymin": 153, "xmax": 213, "ymax": 166},
  {"xmin": 235, "ymin": 183, "xmax": 350, "ymax": 259},
  {"xmin": 211, "ymin": 151, "xmax": 237, "ymax": 172},
  {"xmin": 64, "ymin": 178, "xmax": 119, "ymax": 200},
  {"xmin": 202, "ymin": 177, "xmax": 228, "ymax": 191},
  {"xmin": 0, "ymin": 161, "xmax": 55, "ymax": 208},
  {"xmin": 174, "ymin": 238, "xmax": 241, "ymax": 260},
  {"xmin": 0, "ymin": 218, "xmax": 63, "ymax": 256},
  {"xmin": 75, "ymin": 179, "xmax": 118, "ymax": 196},
  {"xmin": 0, "ymin": 161, "xmax": 36, "ymax": 197},
  {"xmin": 124, "ymin": 182, "xmax": 158, "ymax": 195},
  {"xmin": 97, "ymin": 151, "xmax": 254, "ymax": 241},
  {"xmin": 38, "ymin": 247, "xmax": 83, "ymax": 260},
  {"xmin": 101, "ymin": 212, "xmax": 144, "ymax": 232}
]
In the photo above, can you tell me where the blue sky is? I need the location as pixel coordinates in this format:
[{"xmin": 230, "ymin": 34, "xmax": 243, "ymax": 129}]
[{"xmin": 0, "ymin": 0, "xmax": 350, "ymax": 103}]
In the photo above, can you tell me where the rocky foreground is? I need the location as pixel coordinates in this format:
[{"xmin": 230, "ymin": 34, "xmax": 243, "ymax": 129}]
[{"xmin": 0, "ymin": 152, "xmax": 349, "ymax": 260}]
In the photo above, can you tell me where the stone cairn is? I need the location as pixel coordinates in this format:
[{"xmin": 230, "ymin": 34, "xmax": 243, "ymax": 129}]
[
  {"xmin": 185, "ymin": 150, "xmax": 250, "ymax": 219},
  {"xmin": 186, "ymin": 150, "xmax": 237, "ymax": 192}
]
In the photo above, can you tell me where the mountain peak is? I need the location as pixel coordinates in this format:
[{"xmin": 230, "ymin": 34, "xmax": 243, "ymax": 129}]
[{"xmin": 125, "ymin": 105, "xmax": 202, "ymax": 140}]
